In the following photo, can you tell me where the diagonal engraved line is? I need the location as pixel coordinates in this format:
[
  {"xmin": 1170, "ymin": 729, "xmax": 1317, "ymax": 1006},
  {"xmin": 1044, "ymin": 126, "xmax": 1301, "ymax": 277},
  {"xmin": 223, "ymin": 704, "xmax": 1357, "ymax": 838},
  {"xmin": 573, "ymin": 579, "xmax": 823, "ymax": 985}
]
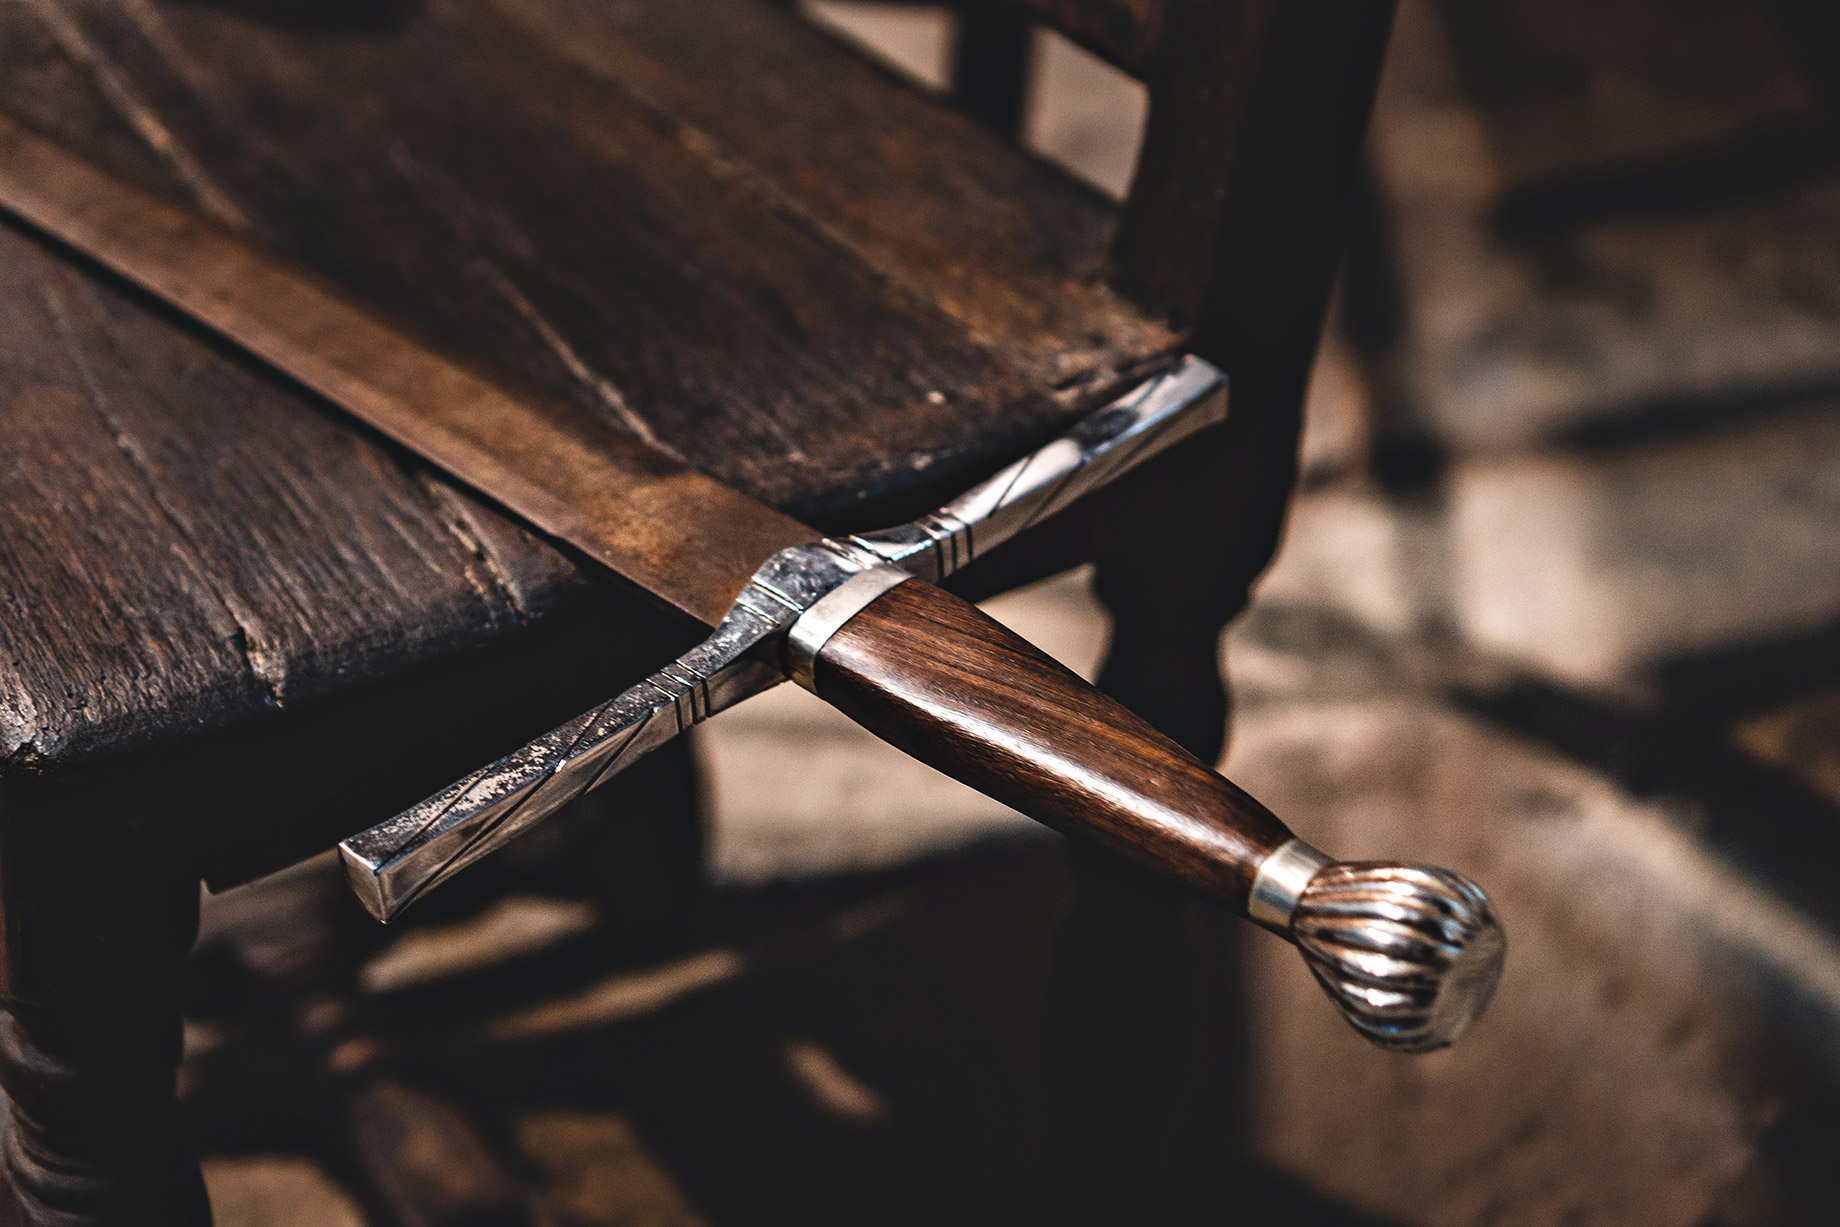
[
  {"xmin": 733, "ymin": 596, "xmax": 786, "ymax": 624},
  {"xmin": 845, "ymin": 534, "xmax": 882, "ymax": 554},
  {"xmin": 671, "ymin": 658, "xmax": 711, "ymax": 720},
  {"xmin": 1017, "ymin": 398, "xmax": 1178, "ymax": 536},
  {"xmin": 641, "ymin": 677, "xmax": 682, "ymax": 706},
  {"xmin": 987, "ymin": 446, "xmax": 1039, "ymax": 514},
  {"xmin": 398, "ymin": 661, "xmax": 649, "ymax": 851},
  {"xmin": 410, "ymin": 711, "xmax": 656, "ymax": 907},
  {"xmin": 750, "ymin": 577, "xmax": 803, "ymax": 610},
  {"xmin": 400, "ymin": 696, "xmax": 611, "ymax": 847},
  {"xmin": 659, "ymin": 661, "xmax": 710, "ymax": 722},
  {"xmin": 1121, "ymin": 374, "xmax": 1164, "ymax": 410},
  {"xmin": 1063, "ymin": 420, "xmax": 1163, "ymax": 508},
  {"xmin": 580, "ymin": 706, "xmax": 663, "ymax": 795},
  {"xmin": 1015, "ymin": 459, "xmax": 1089, "ymax": 537}
]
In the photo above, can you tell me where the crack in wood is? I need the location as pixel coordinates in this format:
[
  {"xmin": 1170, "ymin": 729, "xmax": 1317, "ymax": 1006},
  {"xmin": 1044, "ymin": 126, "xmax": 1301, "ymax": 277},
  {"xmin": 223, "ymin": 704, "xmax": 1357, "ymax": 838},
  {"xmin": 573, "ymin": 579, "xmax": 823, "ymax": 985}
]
[
  {"xmin": 34, "ymin": 269, "xmax": 288, "ymax": 710},
  {"xmin": 409, "ymin": 468, "xmax": 533, "ymax": 630},
  {"xmin": 471, "ymin": 258, "xmax": 675, "ymax": 457},
  {"xmin": 22, "ymin": 0, "xmax": 248, "ymax": 229}
]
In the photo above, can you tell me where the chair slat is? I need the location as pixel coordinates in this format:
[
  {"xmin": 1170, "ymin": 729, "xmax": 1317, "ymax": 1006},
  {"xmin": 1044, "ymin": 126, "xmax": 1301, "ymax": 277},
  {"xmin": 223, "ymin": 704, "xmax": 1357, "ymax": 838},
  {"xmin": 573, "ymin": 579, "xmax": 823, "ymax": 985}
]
[{"xmin": 1008, "ymin": 0, "xmax": 1164, "ymax": 74}]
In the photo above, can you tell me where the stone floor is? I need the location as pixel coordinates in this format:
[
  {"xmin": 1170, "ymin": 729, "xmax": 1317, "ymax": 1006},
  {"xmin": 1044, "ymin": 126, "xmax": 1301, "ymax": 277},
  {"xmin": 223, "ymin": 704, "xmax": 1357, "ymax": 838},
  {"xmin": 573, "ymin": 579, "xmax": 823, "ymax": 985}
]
[{"xmin": 190, "ymin": 2, "xmax": 1840, "ymax": 1223}]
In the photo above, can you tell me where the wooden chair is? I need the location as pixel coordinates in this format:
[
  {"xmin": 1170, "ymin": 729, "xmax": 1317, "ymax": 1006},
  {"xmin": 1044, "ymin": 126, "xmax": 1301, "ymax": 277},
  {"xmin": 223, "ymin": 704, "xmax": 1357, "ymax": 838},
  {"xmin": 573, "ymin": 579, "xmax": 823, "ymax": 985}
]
[{"xmin": 0, "ymin": 1, "xmax": 1393, "ymax": 1221}]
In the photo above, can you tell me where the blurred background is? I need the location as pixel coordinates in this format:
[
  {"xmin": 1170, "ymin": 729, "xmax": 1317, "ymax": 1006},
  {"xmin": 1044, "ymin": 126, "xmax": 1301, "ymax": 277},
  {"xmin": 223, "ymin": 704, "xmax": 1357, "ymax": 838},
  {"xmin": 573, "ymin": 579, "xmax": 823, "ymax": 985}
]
[{"xmin": 187, "ymin": 1, "xmax": 1840, "ymax": 1223}]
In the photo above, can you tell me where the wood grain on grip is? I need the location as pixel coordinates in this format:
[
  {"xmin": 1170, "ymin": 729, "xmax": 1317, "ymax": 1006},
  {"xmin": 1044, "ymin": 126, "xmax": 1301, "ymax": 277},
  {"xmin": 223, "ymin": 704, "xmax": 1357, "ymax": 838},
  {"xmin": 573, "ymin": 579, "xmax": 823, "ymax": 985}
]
[{"xmin": 811, "ymin": 579, "xmax": 1294, "ymax": 910}]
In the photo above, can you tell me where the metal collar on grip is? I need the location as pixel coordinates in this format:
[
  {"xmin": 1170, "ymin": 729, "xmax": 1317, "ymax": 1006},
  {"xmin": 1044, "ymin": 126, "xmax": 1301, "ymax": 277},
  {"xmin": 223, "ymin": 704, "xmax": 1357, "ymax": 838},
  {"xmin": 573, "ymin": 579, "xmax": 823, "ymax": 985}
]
[
  {"xmin": 786, "ymin": 566, "xmax": 911, "ymax": 691},
  {"xmin": 1248, "ymin": 838, "xmax": 1332, "ymax": 932}
]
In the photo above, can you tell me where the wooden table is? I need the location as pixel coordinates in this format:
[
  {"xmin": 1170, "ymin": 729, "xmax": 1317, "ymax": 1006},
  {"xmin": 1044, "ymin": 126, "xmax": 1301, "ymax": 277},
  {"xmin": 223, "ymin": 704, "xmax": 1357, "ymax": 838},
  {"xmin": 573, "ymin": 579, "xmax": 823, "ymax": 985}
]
[{"xmin": 0, "ymin": 1, "xmax": 1390, "ymax": 1221}]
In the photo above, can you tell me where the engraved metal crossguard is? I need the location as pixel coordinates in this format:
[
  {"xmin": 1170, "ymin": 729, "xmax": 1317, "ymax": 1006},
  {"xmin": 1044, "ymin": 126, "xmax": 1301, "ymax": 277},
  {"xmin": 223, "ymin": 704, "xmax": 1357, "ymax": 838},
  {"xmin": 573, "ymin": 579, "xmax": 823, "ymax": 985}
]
[{"xmin": 340, "ymin": 359, "xmax": 1505, "ymax": 1053}]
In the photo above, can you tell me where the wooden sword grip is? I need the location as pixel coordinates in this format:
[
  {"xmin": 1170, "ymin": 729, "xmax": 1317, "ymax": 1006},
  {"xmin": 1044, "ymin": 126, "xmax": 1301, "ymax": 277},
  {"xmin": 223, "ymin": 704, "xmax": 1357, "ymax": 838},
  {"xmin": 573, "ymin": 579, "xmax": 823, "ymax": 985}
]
[{"xmin": 809, "ymin": 579, "xmax": 1295, "ymax": 912}]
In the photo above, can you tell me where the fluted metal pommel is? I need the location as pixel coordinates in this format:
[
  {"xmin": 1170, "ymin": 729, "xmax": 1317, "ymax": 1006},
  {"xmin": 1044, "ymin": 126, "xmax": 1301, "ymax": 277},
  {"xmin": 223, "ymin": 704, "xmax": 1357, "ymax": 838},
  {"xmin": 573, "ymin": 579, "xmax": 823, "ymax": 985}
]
[{"xmin": 1287, "ymin": 860, "xmax": 1505, "ymax": 1053}]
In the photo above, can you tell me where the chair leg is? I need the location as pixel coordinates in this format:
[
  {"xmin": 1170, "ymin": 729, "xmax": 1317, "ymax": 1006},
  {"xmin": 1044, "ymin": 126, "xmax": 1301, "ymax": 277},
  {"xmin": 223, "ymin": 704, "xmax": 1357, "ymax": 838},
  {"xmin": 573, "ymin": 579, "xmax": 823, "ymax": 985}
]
[
  {"xmin": 951, "ymin": 2, "xmax": 1034, "ymax": 139},
  {"xmin": 0, "ymin": 820, "xmax": 209, "ymax": 1227},
  {"xmin": 1023, "ymin": 399, "xmax": 1304, "ymax": 1221},
  {"xmin": 1024, "ymin": 843, "xmax": 1191, "ymax": 1225}
]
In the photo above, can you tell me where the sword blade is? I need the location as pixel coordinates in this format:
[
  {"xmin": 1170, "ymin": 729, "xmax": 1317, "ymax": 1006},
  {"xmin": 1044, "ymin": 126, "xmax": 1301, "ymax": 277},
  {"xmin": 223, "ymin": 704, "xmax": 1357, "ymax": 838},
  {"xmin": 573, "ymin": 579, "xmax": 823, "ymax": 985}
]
[{"xmin": 0, "ymin": 112, "xmax": 811, "ymax": 627}]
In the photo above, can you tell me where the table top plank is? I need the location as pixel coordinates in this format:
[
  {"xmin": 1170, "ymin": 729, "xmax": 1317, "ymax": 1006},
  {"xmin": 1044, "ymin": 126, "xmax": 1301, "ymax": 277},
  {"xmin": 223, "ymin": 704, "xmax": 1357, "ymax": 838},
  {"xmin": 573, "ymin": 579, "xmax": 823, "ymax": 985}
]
[
  {"xmin": 0, "ymin": 219, "xmax": 580, "ymax": 770},
  {"xmin": 493, "ymin": 0, "xmax": 1176, "ymax": 392},
  {"xmin": 0, "ymin": 0, "xmax": 1168, "ymax": 521}
]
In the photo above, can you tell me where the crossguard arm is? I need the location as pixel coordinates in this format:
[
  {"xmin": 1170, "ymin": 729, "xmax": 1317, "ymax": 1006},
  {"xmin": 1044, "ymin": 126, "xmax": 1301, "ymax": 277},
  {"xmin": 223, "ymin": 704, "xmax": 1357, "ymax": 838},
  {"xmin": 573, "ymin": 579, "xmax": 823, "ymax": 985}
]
[{"xmin": 339, "ymin": 356, "xmax": 1506, "ymax": 1052}]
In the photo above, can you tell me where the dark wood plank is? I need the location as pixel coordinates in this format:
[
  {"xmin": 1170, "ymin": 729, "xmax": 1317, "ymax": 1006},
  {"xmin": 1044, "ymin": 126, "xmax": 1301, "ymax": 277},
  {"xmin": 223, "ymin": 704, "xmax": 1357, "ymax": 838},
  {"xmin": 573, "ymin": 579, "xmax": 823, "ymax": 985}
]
[
  {"xmin": 0, "ymin": 0, "xmax": 1175, "ymax": 526},
  {"xmin": 0, "ymin": 2, "xmax": 596, "ymax": 779},
  {"xmin": 0, "ymin": 111, "xmax": 815, "ymax": 628},
  {"xmin": 477, "ymin": 0, "xmax": 1177, "ymax": 405},
  {"xmin": 0, "ymin": 0, "xmax": 1170, "ymax": 809},
  {"xmin": 812, "ymin": 579, "xmax": 1294, "ymax": 911},
  {"xmin": 0, "ymin": 233, "xmax": 267, "ymax": 770},
  {"xmin": 0, "ymin": 0, "xmax": 1179, "ymax": 834},
  {"xmin": 0, "ymin": 203, "xmax": 689, "ymax": 888},
  {"xmin": 0, "ymin": 212, "xmax": 592, "ymax": 763}
]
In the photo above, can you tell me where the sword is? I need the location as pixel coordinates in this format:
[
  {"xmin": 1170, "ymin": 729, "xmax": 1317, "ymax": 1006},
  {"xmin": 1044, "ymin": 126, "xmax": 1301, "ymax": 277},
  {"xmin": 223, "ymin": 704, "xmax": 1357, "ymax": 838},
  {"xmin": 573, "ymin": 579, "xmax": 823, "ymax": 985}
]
[{"xmin": 0, "ymin": 113, "xmax": 1503, "ymax": 1053}]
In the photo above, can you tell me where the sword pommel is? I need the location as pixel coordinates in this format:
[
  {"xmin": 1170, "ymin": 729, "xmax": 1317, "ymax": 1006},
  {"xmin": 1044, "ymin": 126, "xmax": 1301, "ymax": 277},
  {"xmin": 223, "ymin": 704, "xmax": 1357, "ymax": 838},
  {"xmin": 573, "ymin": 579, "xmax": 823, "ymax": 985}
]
[{"xmin": 1253, "ymin": 842, "xmax": 1505, "ymax": 1052}]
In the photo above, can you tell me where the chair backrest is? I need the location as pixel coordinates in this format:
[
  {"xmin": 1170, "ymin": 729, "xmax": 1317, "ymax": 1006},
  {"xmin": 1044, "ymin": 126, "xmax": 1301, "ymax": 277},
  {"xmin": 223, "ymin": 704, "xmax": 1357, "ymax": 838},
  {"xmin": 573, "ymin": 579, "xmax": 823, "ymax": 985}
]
[
  {"xmin": 1008, "ymin": 0, "xmax": 1164, "ymax": 74},
  {"xmin": 961, "ymin": 0, "xmax": 1397, "ymax": 424}
]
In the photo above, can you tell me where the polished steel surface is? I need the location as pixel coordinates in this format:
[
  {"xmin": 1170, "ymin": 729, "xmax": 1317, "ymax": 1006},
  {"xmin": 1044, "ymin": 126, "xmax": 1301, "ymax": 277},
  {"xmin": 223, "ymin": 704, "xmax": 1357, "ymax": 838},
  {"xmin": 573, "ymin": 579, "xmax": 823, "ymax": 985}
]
[
  {"xmin": 341, "ymin": 538, "xmax": 858, "ymax": 920},
  {"xmin": 1289, "ymin": 862, "xmax": 1506, "ymax": 1053},
  {"xmin": 1247, "ymin": 838, "xmax": 1333, "ymax": 932},
  {"xmin": 0, "ymin": 111, "xmax": 810, "ymax": 627},
  {"xmin": 341, "ymin": 361, "xmax": 1229, "ymax": 919},
  {"xmin": 787, "ymin": 568, "xmax": 914, "ymax": 691},
  {"xmin": 846, "ymin": 356, "xmax": 1228, "ymax": 583}
]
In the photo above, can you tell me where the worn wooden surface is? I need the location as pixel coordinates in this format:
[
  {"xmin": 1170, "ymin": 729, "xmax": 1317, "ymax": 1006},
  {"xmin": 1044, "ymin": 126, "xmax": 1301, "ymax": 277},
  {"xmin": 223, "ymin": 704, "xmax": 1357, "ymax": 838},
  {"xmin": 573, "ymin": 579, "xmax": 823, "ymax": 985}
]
[
  {"xmin": 4, "ymin": 0, "xmax": 1177, "ymax": 511},
  {"xmin": 0, "ymin": 111, "xmax": 816, "ymax": 628},
  {"xmin": 0, "ymin": 221, "xmax": 556, "ymax": 768},
  {"xmin": 0, "ymin": 0, "xmax": 1180, "ymax": 874},
  {"xmin": 814, "ymin": 579, "xmax": 1293, "ymax": 910}
]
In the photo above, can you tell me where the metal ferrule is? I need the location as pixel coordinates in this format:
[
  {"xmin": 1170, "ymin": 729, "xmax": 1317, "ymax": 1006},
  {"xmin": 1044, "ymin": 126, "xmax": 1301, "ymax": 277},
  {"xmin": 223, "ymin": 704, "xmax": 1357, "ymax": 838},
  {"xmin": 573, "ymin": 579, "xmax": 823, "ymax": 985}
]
[
  {"xmin": 786, "ymin": 567, "xmax": 912, "ymax": 691},
  {"xmin": 1247, "ymin": 838, "xmax": 1332, "ymax": 933}
]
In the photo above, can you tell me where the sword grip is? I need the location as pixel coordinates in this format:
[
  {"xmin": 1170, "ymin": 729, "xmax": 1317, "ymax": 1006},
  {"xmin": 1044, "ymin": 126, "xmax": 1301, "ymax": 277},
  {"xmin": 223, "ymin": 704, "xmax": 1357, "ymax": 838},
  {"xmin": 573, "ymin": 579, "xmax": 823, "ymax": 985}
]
[
  {"xmin": 809, "ymin": 576, "xmax": 1292, "ymax": 909},
  {"xmin": 803, "ymin": 577, "xmax": 1506, "ymax": 1052}
]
